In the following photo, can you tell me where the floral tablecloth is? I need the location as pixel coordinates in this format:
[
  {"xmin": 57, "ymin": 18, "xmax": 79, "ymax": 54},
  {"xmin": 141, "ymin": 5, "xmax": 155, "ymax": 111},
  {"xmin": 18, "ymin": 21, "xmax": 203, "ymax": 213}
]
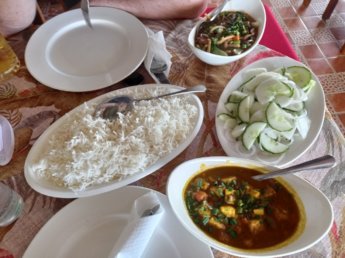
[{"xmin": 0, "ymin": 17, "xmax": 344, "ymax": 258}]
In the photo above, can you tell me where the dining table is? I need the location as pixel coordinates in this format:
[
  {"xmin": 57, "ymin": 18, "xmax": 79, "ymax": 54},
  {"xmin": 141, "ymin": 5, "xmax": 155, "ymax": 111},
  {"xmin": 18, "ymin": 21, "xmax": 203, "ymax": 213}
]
[{"xmin": 0, "ymin": 2, "xmax": 344, "ymax": 258}]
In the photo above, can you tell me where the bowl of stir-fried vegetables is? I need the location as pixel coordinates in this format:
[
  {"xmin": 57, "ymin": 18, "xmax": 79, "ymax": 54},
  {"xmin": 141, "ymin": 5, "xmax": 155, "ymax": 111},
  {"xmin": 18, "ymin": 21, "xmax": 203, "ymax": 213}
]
[{"xmin": 188, "ymin": 0, "xmax": 266, "ymax": 65}]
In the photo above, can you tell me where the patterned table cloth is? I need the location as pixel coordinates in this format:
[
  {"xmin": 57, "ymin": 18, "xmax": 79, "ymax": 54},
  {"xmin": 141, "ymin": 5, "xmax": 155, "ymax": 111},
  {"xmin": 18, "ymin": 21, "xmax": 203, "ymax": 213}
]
[{"xmin": 0, "ymin": 16, "xmax": 344, "ymax": 258}]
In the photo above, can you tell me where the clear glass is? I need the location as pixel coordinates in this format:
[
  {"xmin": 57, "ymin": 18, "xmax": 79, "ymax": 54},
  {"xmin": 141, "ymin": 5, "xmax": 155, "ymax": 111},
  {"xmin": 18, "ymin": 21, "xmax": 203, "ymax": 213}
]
[
  {"xmin": 0, "ymin": 34, "xmax": 20, "ymax": 81},
  {"xmin": 0, "ymin": 182, "xmax": 24, "ymax": 227}
]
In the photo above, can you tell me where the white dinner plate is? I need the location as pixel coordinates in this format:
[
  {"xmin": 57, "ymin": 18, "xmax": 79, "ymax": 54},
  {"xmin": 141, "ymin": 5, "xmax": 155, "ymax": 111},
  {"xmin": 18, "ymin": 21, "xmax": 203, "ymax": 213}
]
[
  {"xmin": 25, "ymin": 7, "xmax": 148, "ymax": 92},
  {"xmin": 215, "ymin": 56, "xmax": 325, "ymax": 167},
  {"xmin": 24, "ymin": 84, "xmax": 204, "ymax": 198},
  {"xmin": 23, "ymin": 186, "xmax": 214, "ymax": 258}
]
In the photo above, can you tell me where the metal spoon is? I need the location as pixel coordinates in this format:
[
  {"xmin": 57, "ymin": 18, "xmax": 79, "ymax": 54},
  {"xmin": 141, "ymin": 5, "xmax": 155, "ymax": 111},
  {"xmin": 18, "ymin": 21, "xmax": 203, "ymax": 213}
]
[
  {"xmin": 150, "ymin": 57, "xmax": 170, "ymax": 84},
  {"xmin": 81, "ymin": 0, "xmax": 92, "ymax": 28},
  {"xmin": 252, "ymin": 155, "xmax": 336, "ymax": 181},
  {"xmin": 208, "ymin": 0, "xmax": 231, "ymax": 21},
  {"xmin": 94, "ymin": 84, "xmax": 207, "ymax": 120},
  {"xmin": 141, "ymin": 204, "xmax": 160, "ymax": 217}
]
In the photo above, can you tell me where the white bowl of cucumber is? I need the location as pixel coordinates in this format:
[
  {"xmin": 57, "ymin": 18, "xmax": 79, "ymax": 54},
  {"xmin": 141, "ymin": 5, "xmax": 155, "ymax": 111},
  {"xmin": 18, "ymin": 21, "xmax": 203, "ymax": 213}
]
[{"xmin": 215, "ymin": 56, "xmax": 325, "ymax": 167}]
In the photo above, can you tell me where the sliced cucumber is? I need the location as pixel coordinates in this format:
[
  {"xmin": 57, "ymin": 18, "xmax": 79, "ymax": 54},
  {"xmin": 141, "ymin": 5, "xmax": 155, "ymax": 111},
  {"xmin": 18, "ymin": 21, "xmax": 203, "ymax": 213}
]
[
  {"xmin": 275, "ymin": 95, "xmax": 293, "ymax": 107},
  {"xmin": 302, "ymin": 79, "xmax": 316, "ymax": 94},
  {"xmin": 242, "ymin": 122, "xmax": 267, "ymax": 150},
  {"xmin": 227, "ymin": 91, "xmax": 248, "ymax": 103},
  {"xmin": 217, "ymin": 113, "xmax": 237, "ymax": 130},
  {"xmin": 250, "ymin": 109, "xmax": 266, "ymax": 123},
  {"xmin": 231, "ymin": 123, "xmax": 247, "ymax": 138},
  {"xmin": 238, "ymin": 95, "xmax": 254, "ymax": 123},
  {"xmin": 255, "ymin": 79, "xmax": 292, "ymax": 104},
  {"xmin": 237, "ymin": 77, "xmax": 255, "ymax": 92},
  {"xmin": 242, "ymin": 72, "xmax": 283, "ymax": 92},
  {"xmin": 217, "ymin": 64, "xmax": 313, "ymax": 156},
  {"xmin": 242, "ymin": 68, "xmax": 267, "ymax": 81},
  {"xmin": 285, "ymin": 66, "xmax": 312, "ymax": 87},
  {"xmin": 266, "ymin": 102, "xmax": 294, "ymax": 132},
  {"xmin": 224, "ymin": 102, "xmax": 238, "ymax": 118},
  {"xmin": 217, "ymin": 113, "xmax": 234, "ymax": 121},
  {"xmin": 259, "ymin": 131, "xmax": 289, "ymax": 154},
  {"xmin": 284, "ymin": 101, "xmax": 305, "ymax": 112}
]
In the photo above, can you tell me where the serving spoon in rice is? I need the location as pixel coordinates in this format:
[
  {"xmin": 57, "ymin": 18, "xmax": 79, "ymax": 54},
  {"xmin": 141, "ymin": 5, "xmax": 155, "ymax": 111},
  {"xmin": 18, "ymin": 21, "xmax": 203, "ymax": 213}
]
[{"xmin": 94, "ymin": 84, "xmax": 206, "ymax": 120}]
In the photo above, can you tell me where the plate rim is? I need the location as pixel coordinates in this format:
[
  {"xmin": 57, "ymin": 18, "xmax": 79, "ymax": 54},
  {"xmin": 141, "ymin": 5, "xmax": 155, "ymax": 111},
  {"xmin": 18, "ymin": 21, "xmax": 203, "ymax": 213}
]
[
  {"xmin": 24, "ymin": 7, "xmax": 149, "ymax": 92},
  {"xmin": 215, "ymin": 56, "xmax": 325, "ymax": 168},
  {"xmin": 23, "ymin": 185, "xmax": 214, "ymax": 258},
  {"xmin": 24, "ymin": 84, "xmax": 204, "ymax": 198}
]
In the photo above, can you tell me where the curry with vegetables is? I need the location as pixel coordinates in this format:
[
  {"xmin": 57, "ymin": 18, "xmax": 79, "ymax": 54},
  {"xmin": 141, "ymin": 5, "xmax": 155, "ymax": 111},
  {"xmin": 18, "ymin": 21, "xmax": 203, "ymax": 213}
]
[
  {"xmin": 195, "ymin": 11, "xmax": 259, "ymax": 56},
  {"xmin": 184, "ymin": 165, "xmax": 304, "ymax": 250}
]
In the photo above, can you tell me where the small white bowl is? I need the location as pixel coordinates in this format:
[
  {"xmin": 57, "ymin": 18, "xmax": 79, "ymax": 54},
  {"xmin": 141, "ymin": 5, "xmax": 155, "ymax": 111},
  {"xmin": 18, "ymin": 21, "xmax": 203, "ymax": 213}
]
[
  {"xmin": 167, "ymin": 156, "xmax": 333, "ymax": 258},
  {"xmin": 188, "ymin": 0, "xmax": 266, "ymax": 66}
]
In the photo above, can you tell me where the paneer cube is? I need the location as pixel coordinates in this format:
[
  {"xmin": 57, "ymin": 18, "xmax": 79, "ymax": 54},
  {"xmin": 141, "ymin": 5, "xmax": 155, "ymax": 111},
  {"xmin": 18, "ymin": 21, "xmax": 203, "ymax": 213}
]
[
  {"xmin": 249, "ymin": 219, "xmax": 264, "ymax": 234},
  {"xmin": 209, "ymin": 217, "xmax": 226, "ymax": 230},
  {"xmin": 248, "ymin": 188, "xmax": 261, "ymax": 198},
  {"xmin": 253, "ymin": 208, "xmax": 265, "ymax": 216},
  {"xmin": 224, "ymin": 189, "xmax": 236, "ymax": 204},
  {"xmin": 222, "ymin": 176, "xmax": 237, "ymax": 184},
  {"xmin": 220, "ymin": 205, "xmax": 237, "ymax": 218}
]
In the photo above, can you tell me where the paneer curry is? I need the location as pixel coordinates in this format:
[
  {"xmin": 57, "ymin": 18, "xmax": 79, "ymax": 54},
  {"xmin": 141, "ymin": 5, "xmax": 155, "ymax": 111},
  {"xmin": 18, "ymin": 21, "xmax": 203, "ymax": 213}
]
[{"xmin": 184, "ymin": 165, "xmax": 304, "ymax": 250}]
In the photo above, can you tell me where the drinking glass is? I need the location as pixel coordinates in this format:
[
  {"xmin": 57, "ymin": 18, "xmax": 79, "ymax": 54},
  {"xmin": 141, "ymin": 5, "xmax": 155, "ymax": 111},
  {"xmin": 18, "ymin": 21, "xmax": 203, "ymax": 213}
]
[{"xmin": 0, "ymin": 34, "xmax": 20, "ymax": 81}]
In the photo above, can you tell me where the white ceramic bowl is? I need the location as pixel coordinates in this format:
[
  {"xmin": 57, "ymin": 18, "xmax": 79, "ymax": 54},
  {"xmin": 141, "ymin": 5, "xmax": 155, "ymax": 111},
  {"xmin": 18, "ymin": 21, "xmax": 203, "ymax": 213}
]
[
  {"xmin": 188, "ymin": 0, "xmax": 266, "ymax": 66},
  {"xmin": 167, "ymin": 156, "xmax": 333, "ymax": 258}
]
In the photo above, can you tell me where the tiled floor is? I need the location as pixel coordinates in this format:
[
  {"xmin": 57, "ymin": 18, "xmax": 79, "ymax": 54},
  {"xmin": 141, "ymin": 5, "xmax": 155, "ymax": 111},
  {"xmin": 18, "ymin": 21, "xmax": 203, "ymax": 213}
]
[{"xmin": 262, "ymin": 0, "xmax": 345, "ymax": 137}]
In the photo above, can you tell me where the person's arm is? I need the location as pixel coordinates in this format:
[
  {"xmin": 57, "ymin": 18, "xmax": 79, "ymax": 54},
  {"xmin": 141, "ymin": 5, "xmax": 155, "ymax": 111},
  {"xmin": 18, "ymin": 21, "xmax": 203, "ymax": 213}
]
[{"xmin": 89, "ymin": 0, "xmax": 208, "ymax": 19}]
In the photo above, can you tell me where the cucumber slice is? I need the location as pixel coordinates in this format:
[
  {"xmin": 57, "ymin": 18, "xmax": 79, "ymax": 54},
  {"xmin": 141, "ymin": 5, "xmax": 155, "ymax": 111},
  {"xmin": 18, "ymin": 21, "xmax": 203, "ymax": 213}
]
[
  {"xmin": 217, "ymin": 113, "xmax": 234, "ymax": 121},
  {"xmin": 224, "ymin": 102, "xmax": 238, "ymax": 118},
  {"xmin": 250, "ymin": 109, "xmax": 266, "ymax": 123},
  {"xmin": 284, "ymin": 101, "xmax": 305, "ymax": 112},
  {"xmin": 227, "ymin": 91, "xmax": 248, "ymax": 103},
  {"xmin": 217, "ymin": 113, "xmax": 237, "ymax": 130},
  {"xmin": 238, "ymin": 95, "xmax": 254, "ymax": 123},
  {"xmin": 242, "ymin": 122, "xmax": 267, "ymax": 150},
  {"xmin": 242, "ymin": 72, "xmax": 283, "ymax": 92},
  {"xmin": 275, "ymin": 95, "xmax": 293, "ymax": 107},
  {"xmin": 255, "ymin": 79, "xmax": 292, "ymax": 104},
  {"xmin": 266, "ymin": 102, "xmax": 294, "ymax": 132},
  {"xmin": 285, "ymin": 66, "xmax": 312, "ymax": 87},
  {"xmin": 242, "ymin": 68, "xmax": 267, "ymax": 81},
  {"xmin": 238, "ymin": 77, "xmax": 255, "ymax": 92},
  {"xmin": 231, "ymin": 123, "xmax": 247, "ymax": 138},
  {"xmin": 303, "ymin": 79, "xmax": 316, "ymax": 94},
  {"xmin": 259, "ymin": 131, "xmax": 289, "ymax": 154}
]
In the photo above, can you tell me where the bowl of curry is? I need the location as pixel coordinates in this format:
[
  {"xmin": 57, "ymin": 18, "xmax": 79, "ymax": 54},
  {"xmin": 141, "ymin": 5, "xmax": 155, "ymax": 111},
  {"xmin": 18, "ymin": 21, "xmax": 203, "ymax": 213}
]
[{"xmin": 166, "ymin": 156, "xmax": 333, "ymax": 257}]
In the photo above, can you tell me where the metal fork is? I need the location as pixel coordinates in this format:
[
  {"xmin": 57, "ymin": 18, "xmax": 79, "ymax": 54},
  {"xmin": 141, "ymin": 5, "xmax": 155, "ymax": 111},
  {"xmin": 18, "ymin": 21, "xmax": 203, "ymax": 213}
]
[{"xmin": 81, "ymin": 0, "xmax": 92, "ymax": 28}]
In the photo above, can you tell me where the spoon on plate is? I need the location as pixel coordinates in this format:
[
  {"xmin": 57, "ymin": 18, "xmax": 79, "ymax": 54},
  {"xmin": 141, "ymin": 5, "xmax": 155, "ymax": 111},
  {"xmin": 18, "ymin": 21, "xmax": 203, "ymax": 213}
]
[
  {"xmin": 252, "ymin": 155, "xmax": 336, "ymax": 181},
  {"xmin": 94, "ymin": 84, "xmax": 207, "ymax": 120}
]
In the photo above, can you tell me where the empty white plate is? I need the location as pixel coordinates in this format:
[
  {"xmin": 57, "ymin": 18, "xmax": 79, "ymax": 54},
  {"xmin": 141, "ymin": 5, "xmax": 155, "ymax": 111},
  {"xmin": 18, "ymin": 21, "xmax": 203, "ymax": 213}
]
[
  {"xmin": 23, "ymin": 186, "xmax": 214, "ymax": 258},
  {"xmin": 25, "ymin": 7, "xmax": 148, "ymax": 92}
]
